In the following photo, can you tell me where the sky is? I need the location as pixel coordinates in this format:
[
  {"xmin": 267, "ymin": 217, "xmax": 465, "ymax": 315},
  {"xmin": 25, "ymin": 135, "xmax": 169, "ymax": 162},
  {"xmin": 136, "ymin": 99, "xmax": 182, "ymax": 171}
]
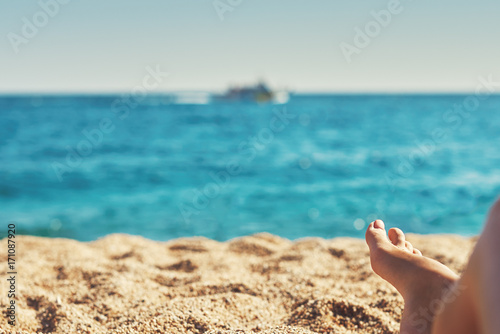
[{"xmin": 1, "ymin": 0, "xmax": 499, "ymax": 93}]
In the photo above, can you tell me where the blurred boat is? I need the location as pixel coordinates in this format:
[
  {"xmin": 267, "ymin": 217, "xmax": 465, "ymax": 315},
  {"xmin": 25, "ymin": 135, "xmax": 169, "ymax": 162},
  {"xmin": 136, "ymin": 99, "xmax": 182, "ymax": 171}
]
[{"xmin": 213, "ymin": 82, "xmax": 289, "ymax": 104}]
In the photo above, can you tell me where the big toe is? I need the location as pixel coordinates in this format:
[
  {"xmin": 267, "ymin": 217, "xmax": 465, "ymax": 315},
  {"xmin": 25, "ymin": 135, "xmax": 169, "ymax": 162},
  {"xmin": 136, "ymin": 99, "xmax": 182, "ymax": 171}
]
[{"xmin": 365, "ymin": 220, "xmax": 391, "ymax": 251}]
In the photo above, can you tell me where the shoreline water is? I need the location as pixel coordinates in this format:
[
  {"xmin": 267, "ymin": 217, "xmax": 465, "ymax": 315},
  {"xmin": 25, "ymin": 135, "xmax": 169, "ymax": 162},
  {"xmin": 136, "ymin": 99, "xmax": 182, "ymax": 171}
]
[
  {"xmin": 0, "ymin": 232, "xmax": 476, "ymax": 333},
  {"xmin": 3, "ymin": 95, "xmax": 500, "ymax": 242}
]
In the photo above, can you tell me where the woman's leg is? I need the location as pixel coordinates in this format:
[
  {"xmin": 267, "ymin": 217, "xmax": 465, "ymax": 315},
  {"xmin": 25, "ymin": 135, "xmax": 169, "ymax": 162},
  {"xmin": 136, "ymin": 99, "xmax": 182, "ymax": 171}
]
[
  {"xmin": 365, "ymin": 198, "xmax": 500, "ymax": 333},
  {"xmin": 433, "ymin": 198, "xmax": 500, "ymax": 333}
]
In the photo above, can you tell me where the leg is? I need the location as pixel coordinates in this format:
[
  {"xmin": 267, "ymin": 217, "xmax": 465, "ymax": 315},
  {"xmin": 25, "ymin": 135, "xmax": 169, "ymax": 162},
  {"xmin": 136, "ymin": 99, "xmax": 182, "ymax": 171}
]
[
  {"xmin": 433, "ymin": 198, "xmax": 500, "ymax": 333},
  {"xmin": 366, "ymin": 197, "xmax": 500, "ymax": 334}
]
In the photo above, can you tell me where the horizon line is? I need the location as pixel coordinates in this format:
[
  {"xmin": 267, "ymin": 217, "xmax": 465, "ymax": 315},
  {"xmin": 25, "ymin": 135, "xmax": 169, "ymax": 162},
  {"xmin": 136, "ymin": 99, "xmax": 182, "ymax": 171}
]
[{"xmin": 0, "ymin": 90, "xmax": 498, "ymax": 96}]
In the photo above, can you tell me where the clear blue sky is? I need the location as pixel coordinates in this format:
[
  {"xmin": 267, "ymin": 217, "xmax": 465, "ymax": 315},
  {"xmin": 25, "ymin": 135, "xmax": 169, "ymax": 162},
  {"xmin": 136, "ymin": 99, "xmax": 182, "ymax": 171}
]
[{"xmin": 1, "ymin": 0, "xmax": 499, "ymax": 93}]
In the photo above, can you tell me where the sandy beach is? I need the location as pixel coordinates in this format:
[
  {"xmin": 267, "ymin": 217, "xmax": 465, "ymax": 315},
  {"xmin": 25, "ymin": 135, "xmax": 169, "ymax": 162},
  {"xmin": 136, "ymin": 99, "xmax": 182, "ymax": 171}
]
[{"xmin": 0, "ymin": 233, "xmax": 476, "ymax": 333}]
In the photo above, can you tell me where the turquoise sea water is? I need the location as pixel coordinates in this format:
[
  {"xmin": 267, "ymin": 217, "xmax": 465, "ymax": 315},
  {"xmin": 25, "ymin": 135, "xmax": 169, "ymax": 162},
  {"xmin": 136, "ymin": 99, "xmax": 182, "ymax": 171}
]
[{"xmin": 1, "ymin": 94, "xmax": 499, "ymax": 241}]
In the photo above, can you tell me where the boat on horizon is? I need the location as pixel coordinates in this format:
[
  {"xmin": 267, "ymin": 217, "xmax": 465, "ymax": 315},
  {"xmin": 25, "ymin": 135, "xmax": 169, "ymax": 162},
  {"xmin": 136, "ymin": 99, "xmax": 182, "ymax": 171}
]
[{"xmin": 213, "ymin": 82, "xmax": 289, "ymax": 104}]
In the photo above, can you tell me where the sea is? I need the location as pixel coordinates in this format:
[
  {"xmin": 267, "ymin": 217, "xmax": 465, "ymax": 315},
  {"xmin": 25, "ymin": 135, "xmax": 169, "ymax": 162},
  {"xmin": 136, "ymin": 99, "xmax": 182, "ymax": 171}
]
[{"xmin": 1, "ymin": 94, "xmax": 499, "ymax": 241}]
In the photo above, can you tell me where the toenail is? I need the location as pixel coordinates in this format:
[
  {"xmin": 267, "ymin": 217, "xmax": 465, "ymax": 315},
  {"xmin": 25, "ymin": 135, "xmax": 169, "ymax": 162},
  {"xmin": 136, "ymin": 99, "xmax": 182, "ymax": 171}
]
[{"xmin": 373, "ymin": 220, "xmax": 385, "ymax": 229}]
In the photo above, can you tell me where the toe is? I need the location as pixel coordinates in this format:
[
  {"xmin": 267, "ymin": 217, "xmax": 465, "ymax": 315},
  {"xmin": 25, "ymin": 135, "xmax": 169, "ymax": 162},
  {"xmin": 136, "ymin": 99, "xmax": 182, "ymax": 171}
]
[
  {"xmin": 405, "ymin": 241, "xmax": 413, "ymax": 253},
  {"xmin": 388, "ymin": 228, "xmax": 406, "ymax": 248},
  {"xmin": 413, "ymin": 248, "xmax": 422, "ymax": 256},
  {"xmin": 365, "ymin": 220, "xmax": 390, "ymax": 251}
]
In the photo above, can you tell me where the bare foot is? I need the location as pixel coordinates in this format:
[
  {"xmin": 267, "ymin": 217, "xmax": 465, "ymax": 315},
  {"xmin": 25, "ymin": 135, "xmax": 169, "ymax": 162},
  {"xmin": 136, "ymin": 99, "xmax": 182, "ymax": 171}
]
[{"xmin": 365, "ymin": 220, "xmax": 459, "ymax": 334}]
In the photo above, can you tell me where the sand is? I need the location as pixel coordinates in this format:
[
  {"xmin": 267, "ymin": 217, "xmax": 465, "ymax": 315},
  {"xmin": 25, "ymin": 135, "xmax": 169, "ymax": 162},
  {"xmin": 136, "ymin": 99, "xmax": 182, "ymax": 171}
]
[{"xmin": 0, "ymin": 233, "xmax": 476, "ymax": 334}]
